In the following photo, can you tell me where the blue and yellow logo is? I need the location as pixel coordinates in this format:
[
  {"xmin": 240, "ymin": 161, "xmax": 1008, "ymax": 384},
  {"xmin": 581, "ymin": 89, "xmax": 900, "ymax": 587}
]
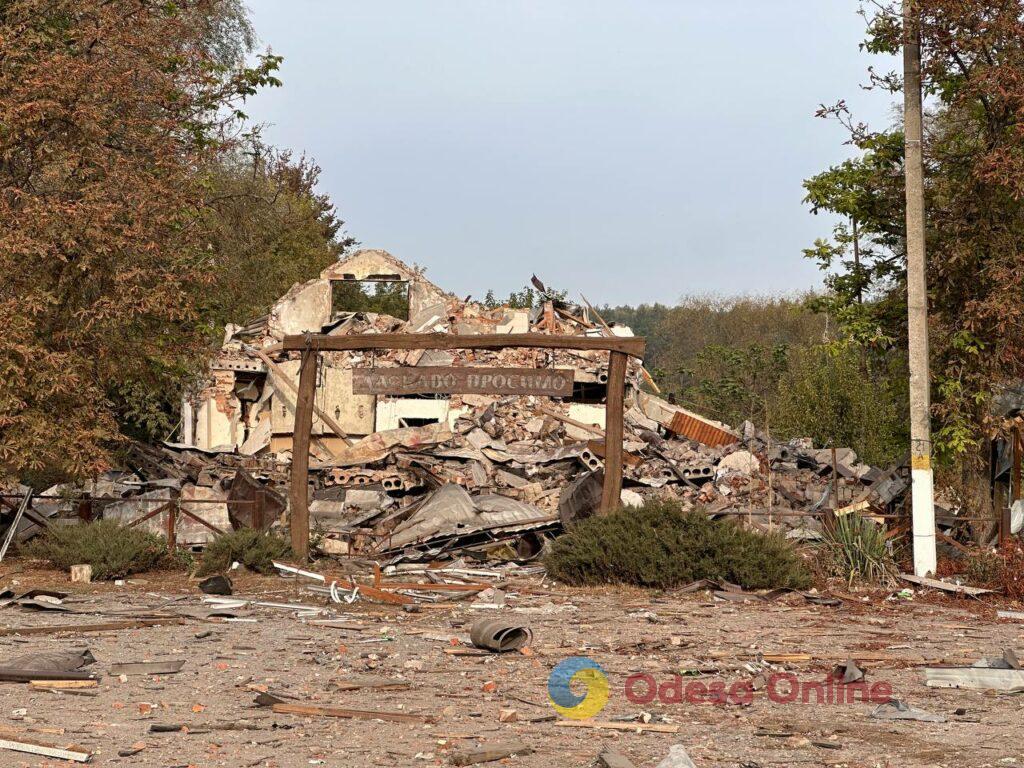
[{"xmin": 548, "ymin": 656, "xmax": 609, "ymax": 719}]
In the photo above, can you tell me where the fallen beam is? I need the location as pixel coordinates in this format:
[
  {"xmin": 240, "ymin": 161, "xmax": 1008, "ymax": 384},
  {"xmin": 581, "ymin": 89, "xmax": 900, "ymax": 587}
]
[
  {"xmin": 28, "ymin": 680, "xmax": 98, "ymax": 690},
  {"xmin": 281, "ymin": 332, "xmax": 646, "ymax": 358},
  {"xmin": 553, "ymin": 720, "xmax": 680, "ymax": 733},
  {"xmin": 0, "ymin": 736, "xmax": 91, "ymax": 763},
  {"xmin": 0, "ymin": 618, "xmax": 185, "ymax": 637},
  {"xmin": 272, "ymin": 702, "xmax": 435, "ymax": 724}
]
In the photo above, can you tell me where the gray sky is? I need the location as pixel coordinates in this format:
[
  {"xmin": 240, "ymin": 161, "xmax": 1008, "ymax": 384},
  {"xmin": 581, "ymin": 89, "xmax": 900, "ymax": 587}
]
[{"xmin": 244, "ymin": 1, "xmax": 894, "ymax": 306}]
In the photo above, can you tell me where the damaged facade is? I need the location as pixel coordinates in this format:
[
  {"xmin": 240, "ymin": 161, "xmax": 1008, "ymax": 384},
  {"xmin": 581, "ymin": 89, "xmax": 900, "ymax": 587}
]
[
  {"xmin": 150, "ymin": 249, "xmax": 910, "ymax": 559},
  {"xmin": 2, "ymin": 249, "xmax": 916, "ymax": 556}
]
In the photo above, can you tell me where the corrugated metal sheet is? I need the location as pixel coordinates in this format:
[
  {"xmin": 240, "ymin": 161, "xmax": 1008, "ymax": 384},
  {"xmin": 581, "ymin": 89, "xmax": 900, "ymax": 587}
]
[{"xmin": 668, "ymin": 411, "xmax": 739, "ymax": 448}]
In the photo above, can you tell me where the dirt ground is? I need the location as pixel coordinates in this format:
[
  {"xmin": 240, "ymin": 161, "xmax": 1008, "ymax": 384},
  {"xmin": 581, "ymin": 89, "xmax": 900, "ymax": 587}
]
[{"xmin": 0, "ymin": 559, "xmax": 1022, "ymax": 768}]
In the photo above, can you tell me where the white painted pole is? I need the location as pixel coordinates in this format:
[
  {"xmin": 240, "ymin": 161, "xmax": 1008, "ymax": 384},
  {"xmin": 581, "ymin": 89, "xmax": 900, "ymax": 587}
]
[{"xmin": 903, "ymin": 0, "xmax": 937, "ymax": 576}]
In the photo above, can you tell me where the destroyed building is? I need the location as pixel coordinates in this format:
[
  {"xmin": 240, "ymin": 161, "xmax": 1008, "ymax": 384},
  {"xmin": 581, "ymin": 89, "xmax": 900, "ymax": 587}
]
[
  {"xmin": 146, "ymin": 249, "xmax": 905, "ymax": 559},
  {"xmin": 2, "ymin": 249, "xmax": 914, "ymax": 558}
]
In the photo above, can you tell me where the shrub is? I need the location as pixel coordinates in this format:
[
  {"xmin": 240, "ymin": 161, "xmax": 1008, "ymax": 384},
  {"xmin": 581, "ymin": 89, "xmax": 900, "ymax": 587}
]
[
  {"xmin": 820, "ymin": 513, "xmax": 897, "ymax": 586},
  {"xmin": 197, "ymin": 529, "xmax": 293, "ymax": 576},
  {"xmin": 26, "ymin": 520, "xmax": 167, "ymax": 580},
  {"xmin": 544, "ymin": 501, "xmax": 811, "ymax": 590},
  {"xmin": 771, "ymin": 345, "xmax": 907, "ymax": 467},
  {"xmin": 964, "ymin": 544, "xmax": 1024, "ymax": 599}
]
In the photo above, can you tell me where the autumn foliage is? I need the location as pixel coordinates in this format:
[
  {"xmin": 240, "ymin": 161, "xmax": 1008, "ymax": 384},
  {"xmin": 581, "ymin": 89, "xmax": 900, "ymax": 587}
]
[
  {"xmin": 0, "ymin": 1, "xmax": 280, "ymax": 481},
  {"xmin": 806, "ymin": 1, "xmax": 1024, "ymax": 461}
]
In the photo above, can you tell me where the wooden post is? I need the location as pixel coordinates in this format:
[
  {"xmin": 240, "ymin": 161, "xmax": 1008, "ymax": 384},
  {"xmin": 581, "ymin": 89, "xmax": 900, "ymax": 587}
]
[
  {"xmin": 599, "ymin": 351, "xmax": 628, "ymax": 515},
  {"xmin": 1004, "ymin": 428, "xmax": 1021, "ymax": 548},
  {"xmin": 166, "ymin": 501, "xmax": 176, "ymax": 553},
  {"xmin": 289, "ymin": 349, "xmax": 319, "ymax": 561}
]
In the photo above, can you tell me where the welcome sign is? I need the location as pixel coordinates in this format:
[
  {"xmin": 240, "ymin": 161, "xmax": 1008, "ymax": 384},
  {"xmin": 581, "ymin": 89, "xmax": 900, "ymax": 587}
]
[{"xmin": 352, "ymin": 367, "xmax": 574, "ymax": 397}]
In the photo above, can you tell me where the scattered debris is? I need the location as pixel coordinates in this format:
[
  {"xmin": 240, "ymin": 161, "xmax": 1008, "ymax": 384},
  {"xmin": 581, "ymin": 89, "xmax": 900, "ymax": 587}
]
[
  {"xmin": 554, "ymin": 720, "xmax": 680, "ymax": 733},
  {"xmin": 899, "ymin": 573, "xmax": 993, "ymax": 597},
  {"xmin": 199, "ymin": 575, "xmax": 233, "ymax": 595},
  {"xmin": 450, "ymin": 742, "xmax": 534, "ymax": 766},
  {"xmin": 5, "ymin": 251, "xmax": 920, "ymax": 563},
  {"xmin": 654, "ymin": 744, "xmax": 698, "ymax": 768},
  {"xmin": 597, "ymin": 748, "xmax": 639, "ymax": 768},
  {"xmin": 0, "ymin": 733, "xmax": 91, "ymax": 763},
  {"xmin": 469, "ymin": 619, "xmax": 532, "ymax": 652},
  {"xmin": 870, "ymin": 699, "xmax": 947, "ymax": 723},
  {"xmin": 272, "ymin": 702, "xmax": 436, "ymax": 724},
  {"xmin": 107, "ymin": 660, "xmax": 185, "ymax": 676}
]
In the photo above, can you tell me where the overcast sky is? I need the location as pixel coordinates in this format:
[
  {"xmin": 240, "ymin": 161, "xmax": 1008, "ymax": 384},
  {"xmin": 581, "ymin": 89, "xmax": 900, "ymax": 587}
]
[{"xmin": 243, "ymin": 1, "xmax": 895, "ymax": 306}]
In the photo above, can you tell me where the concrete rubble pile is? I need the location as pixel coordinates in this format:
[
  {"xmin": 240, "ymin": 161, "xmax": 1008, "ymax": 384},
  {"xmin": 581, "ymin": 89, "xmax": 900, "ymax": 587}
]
[{"xmin": 2, "ymin": 249, "xmax": 910, "ymax": 555}]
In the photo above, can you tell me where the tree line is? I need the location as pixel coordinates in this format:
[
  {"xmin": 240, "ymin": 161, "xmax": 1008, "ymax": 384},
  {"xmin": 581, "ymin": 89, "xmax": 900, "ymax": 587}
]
[{"xmin": 0, "ymin": 0, "xmax": 352, "ymax": 484}]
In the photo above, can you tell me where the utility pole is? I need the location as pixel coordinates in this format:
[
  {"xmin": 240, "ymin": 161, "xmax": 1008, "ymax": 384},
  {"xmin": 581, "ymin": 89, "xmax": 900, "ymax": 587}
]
[{"xmin": 903, "ymin": 0, "xmax": 937, "ymax": 576}]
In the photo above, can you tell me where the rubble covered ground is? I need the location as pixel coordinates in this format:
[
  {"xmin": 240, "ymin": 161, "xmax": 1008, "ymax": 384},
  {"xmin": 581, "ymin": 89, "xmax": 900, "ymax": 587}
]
[
  {"xmin": 1, "ymin": 249, "xmax": 1019, "ymax": 767},
  {"xmin": 0, "ymin": 566, "xmax": 1022, "ymax": 767}
]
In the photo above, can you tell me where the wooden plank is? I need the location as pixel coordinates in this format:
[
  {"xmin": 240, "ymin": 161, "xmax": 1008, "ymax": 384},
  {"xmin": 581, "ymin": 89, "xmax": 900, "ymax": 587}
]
[
  {"xmin": 353, "ymin": 367, "xmax": 574, "ymax": 397},
  {"xmin": 0, "ymin": 490, "xmax": 30, "ymax": 563},
  {"xmin": 272, "ymin": 702, "xmax": 435, "ymax": 724},
  {"xmin": 175, "ymin": 506, "xmax": 226, "ymax": 537},
  {"xmin": 451, "ymin": 742, "xmax": 534, "ymax": 766},
  {"xmin": 899, "ymin": 573, "xmax": 993, "ymax": 596},
  {"xmin": 377, "ymin": 581, "xmax": 489, "ymax": 592},
  {"xmin": 553, "ymin": 720, "xmax": 679, "ymax": 733},
  {"xmin": 0, "ymin": 618, "xmax": 185, "ymax": 637},
  {"xmin": 282, "ymin": 332, "xmax": 646, "ymax": 358},
  {"xmin": 290, "ymin": 349, "xmax": 318, "ymax": 562},
  {"xmin": 108, "ymin": 660, "xmax": 185, "ymax": 676},
  {"xmin": 28, "ymin": 680, "xmax": 98, "ymax": 690},
  {"xmin": 599, "ymin": 350, "xmax": 628, "ymax": 515},
  {"xmin": 328, "ymin": 577, "xmax": 414, "ymax": 606},
  {"xmin": 579, "ymin": 294, "xmax": 661, "ymax": 394},
  {"xmin": 0, "ymin": 736, "xmax": 91, "ymax": 763},
  {"xmin": 538, "ymin": 405, "xmax": 604, "ymax": 437}
]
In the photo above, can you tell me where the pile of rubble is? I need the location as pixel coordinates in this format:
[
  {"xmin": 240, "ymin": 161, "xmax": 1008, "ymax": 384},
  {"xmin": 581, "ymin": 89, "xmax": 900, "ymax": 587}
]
[{"xmin": 1, "ymin": 249, "xmax": 910, "ymax": 558}]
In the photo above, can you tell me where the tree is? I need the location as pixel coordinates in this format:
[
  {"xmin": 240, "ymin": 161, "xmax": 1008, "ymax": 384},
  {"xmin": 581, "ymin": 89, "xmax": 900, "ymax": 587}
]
[
  {"xmin": 201, "ymin": 144, "xmax": 355, "ymax": 331},
  {"xmin": 805, "ymin": 1, "xmax": 1024, "ymax": 462},
  {"xmin": 0, "ymin": 0, "xmax": 281, "ymax": 482}
]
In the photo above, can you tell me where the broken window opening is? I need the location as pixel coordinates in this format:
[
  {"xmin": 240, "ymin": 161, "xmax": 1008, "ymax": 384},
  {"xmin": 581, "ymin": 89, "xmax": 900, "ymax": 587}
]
[
  {"xmin": 331, "ymin": 279, "xmax": 409, "ymax": 320},
  {"xmin": 571, "ymin": 380, "xmax": 608, "ymax": 404},
  {"xmin": 398, "ymin": 416, "xmax": 441, "ymax": 428}
]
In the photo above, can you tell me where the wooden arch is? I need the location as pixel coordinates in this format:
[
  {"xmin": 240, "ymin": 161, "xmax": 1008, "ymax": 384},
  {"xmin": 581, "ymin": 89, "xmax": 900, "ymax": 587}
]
[{"xmin": 278, "ymin": 332, "xmax": 647, "ymax": 560}]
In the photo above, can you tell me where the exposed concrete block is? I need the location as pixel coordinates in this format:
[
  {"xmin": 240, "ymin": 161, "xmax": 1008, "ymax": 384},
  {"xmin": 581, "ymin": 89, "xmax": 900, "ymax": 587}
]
[
  {"xmin": 268, "ymin": 278, "xmax": 331, "ymax": 337},
  {"xmin": 566, "ymin": 403, "xmax": 606, "ymax": 441}
]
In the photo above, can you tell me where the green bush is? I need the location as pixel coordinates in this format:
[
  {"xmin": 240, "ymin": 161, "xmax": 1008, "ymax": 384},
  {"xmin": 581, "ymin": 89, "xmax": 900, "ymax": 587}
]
[
  {"xmin": 771, "ymin": 344, "xmax": 907, "ymax": 467},
  {"xmin": 26, "ymin": 520, "xmax": 168, "ymax": 580},
  {"xmin": 820, "ymin": 513, "xmax": 897, "ymax": 586},
  {"xmin": 197, "ymin": 529, "xmax": 293, "ymax": 576},
  {"xmin": 544, "ymin": 501, "xmax": 811, "ymax": 590}
]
